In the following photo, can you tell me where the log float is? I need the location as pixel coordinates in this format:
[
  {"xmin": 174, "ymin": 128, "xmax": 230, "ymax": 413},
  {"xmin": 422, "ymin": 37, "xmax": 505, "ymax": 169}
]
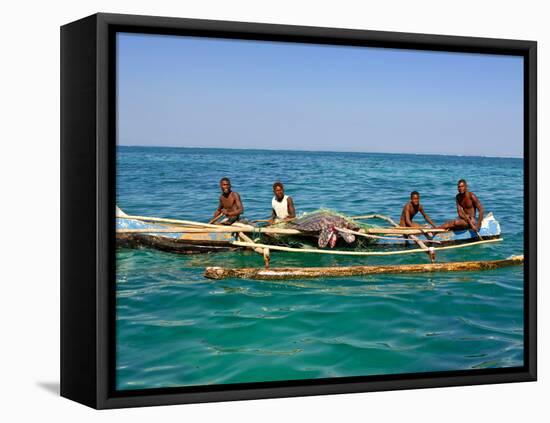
[{"xmin": 204, "ymin": 255, "xmax": 524, "ymax": 280}]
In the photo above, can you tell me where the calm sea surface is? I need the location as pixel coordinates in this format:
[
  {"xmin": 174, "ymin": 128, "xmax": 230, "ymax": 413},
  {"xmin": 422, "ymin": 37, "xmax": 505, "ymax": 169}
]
[{"xmin": 116, "ymin": 146, "xmax": 524, "ymax": 390}]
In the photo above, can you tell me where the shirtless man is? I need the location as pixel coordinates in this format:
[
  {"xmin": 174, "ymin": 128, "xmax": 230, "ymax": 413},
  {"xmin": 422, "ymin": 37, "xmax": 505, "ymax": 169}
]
[
  {"xmin": 400, "ymin": 191, "xmax": 437, "ymax": 228},
  {"xmin": 210, "ymin": 177, "xmax": 244, "ymax": 225},
  {"xmin": 439, "ymin": 179, "xmax": 484, "ymax": 231},
  {"xmin": 268, "ymin": 182, "xmax": 296, "ymax": 224}
]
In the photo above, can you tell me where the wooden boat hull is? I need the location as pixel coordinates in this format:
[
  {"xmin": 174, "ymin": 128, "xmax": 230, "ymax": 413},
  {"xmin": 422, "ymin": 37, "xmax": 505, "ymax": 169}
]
[
  {"xmin": 116, "ymin": 210, "xmax": 501, "ymax": 254},
  {"xmin": 116, "ymin": 217, "xmax": 237, "ymax": 254},
  {"xmin": 374, "ymin": 213, "xmax": 501, "ymax": 246}
]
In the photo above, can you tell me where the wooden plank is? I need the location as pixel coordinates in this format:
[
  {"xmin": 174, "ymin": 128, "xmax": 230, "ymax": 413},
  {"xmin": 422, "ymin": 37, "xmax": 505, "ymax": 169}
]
[
  {"xmin": 116, "ymin": 226, "xmax": 303, "ymax": 235},
  {"xmin": 118, "ymin": 215, "xmax": 447, "ymax": 235},
  {"xmin": 204, "ymin": 255, "xmax": 524, "ymax": 280},
  {"xmin": 115, "ymin": 226, "xmax": 449, "ymax": 240}
]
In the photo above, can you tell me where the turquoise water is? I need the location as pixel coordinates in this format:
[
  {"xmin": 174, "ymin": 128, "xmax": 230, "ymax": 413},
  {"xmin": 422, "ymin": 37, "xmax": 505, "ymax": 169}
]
[{"xmin": 116, "ymin": 146, "xmax": 524, "ymax": 390}]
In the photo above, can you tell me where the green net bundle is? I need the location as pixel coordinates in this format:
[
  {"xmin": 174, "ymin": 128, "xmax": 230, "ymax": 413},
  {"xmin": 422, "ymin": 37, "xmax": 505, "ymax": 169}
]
[{"xmin": 261, "ymin": 209, "xmax": 376, "ymax": 249}]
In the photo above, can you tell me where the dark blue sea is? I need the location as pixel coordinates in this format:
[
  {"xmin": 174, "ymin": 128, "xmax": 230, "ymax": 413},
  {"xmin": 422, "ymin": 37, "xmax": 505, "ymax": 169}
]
[{"xmin": 116, "ymin": 146, "xmax": 524, "ymax": 390}]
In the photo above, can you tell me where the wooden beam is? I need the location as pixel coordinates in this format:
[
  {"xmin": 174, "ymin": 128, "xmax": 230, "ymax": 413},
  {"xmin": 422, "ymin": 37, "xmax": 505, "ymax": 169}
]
[
  {"xmin": 204, "ymin": 255, "xmax": 524, "ymax": 280},
  {"xmin": 116, "ymin": 226, "xmax": 303, "ymax": 235},
  {"xmin": 117, "ymin": 215, "xmax": 447, "ymax": 236}
]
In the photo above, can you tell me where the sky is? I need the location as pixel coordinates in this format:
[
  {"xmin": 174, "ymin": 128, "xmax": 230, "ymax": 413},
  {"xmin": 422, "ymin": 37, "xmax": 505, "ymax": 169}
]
[{"xmin": 117, "ymin": 32, "xmax": 524, "ymax": 158}]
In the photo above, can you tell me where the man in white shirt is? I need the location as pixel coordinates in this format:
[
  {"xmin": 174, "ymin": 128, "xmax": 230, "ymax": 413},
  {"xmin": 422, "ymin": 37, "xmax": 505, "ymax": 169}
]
[{"xmin": 269, "ymin": 181, "xmax": 296, "ymax": 224}]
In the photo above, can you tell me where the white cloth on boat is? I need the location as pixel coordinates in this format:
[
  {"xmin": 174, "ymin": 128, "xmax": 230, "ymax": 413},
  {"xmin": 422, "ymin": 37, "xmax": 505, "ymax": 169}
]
[{"xmin": 272, "ymin": 195, "xmax": 289, "ymax": 220}]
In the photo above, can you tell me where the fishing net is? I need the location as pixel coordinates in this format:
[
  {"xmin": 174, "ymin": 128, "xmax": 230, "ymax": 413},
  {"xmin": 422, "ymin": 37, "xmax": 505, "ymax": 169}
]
[
  {"xmin": 261, "ymin": 208, "xmax": 376, "ymax": 249},
  {"xmin": 272, "ymin": 208, "xmax": 373, "ymax": 229}
]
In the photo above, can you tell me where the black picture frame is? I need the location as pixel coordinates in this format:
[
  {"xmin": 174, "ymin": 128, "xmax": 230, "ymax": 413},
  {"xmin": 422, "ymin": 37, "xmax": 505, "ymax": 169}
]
[{"xmin": 60, "ymin": 12, "xmax": 537, "ymax": 409}]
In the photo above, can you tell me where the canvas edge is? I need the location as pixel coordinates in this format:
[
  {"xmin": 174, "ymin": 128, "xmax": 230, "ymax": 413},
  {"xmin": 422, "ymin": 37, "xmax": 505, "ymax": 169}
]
[
  {"xmin": 59, "ymin": 12, "xmax": 537, "ymax": 410},
  {"xmin": 60, "ymin": 14, "xmax": 99, "ymax": 409}
]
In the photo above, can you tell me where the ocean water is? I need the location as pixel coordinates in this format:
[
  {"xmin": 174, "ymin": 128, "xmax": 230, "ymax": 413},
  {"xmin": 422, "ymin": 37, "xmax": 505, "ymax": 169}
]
[{"xmin": 116, "ymin": 146, "xmax": 524, "ymax": 390}]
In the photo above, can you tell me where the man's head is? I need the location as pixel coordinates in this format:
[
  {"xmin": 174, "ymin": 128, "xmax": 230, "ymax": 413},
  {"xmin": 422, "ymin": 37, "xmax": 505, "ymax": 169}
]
[
  {"xmin": 410, "ymin": 191, "xmax": 420, "ymax": 206},
  {"xmin": 220, "ymin": 177, "xmax": 231, "ymax": 194},
  {"xmin": 457, "ymin": 179, "xmax": 467, "ymax": 194},
  {"xmin": 273, "ymin": 181, "xmax": 285, "ymax": 200}
]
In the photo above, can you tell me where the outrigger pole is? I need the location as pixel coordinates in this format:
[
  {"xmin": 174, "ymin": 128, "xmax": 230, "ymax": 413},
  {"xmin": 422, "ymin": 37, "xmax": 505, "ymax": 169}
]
[
  {"xmin": 232, "ymin": 222, "xmax": 271, "ymax": 268},
  {"xmin": 352, "ymin": 213, "xmax": 436, "ymax": 262},
  {"xmin": 231, "ymin": 238, "xmax": 502, "ymax": 256}
]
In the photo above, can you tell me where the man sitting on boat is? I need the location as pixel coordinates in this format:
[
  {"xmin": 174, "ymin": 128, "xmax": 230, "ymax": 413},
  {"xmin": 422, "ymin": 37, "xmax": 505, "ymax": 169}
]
[
  {"xmin": 210, "ymin": 177, "xmax": 244, "ymax": 225},
  {"xmin": 399, "ymin": 191, "xmax": 437, "ymax": 228},
  {"xmin": 269, "ymin": 181, "xmax": 296, "ymax": 224},
  {"xmin": 439, "ymin": 179, "xmax": 484, "ymax": 231}
]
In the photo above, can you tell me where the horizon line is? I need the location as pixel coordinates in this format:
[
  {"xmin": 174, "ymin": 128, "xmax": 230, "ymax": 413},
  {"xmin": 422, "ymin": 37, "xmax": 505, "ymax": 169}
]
[{"xmin": 116, "ymin": 143, "xmax": 524, "ymax": 160}]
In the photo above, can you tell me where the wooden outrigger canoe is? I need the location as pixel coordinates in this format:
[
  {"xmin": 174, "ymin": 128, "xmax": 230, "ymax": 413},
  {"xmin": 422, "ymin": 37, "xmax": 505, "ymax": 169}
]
[
  {"xmin": 116, "ymin": 207, "xmax": 520, "ymax": 279},
  {"xmin": 116, "ymin": 207, "xmax": 504, "ymax": 261}
]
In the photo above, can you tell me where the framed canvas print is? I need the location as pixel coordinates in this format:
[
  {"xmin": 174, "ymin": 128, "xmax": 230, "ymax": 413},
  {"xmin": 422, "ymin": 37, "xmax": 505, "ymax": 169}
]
[{"xmin": 60, "ymin": 13, "xmax": 537, "ymax": 409}]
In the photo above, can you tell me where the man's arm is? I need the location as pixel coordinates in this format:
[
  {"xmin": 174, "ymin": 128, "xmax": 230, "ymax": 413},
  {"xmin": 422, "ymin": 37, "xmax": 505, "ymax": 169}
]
[
  {"xmin": 286, "ymin": 196, "xmax": 296, "ymax": 219},
  {"xmin": 470, "ymin": 192, "xmax": 484, "ymax": 231},
  {"xmin": 419, "ymin": 205, "xmax": 436, "ymax": 228},
  {"xmin": 212, "ymin": 197, "xmax": 223, "ymax": 218},
  {"xmin": 209, "ymin": 197, "xmax": 224, "ymax": 223},
  {"xmin": 225, "ymin": 192, "xmax": 244, "ymax": 217},
  {"xmin": 268, "ymin": 208, "xmax": 277, "ymax": 225}
]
